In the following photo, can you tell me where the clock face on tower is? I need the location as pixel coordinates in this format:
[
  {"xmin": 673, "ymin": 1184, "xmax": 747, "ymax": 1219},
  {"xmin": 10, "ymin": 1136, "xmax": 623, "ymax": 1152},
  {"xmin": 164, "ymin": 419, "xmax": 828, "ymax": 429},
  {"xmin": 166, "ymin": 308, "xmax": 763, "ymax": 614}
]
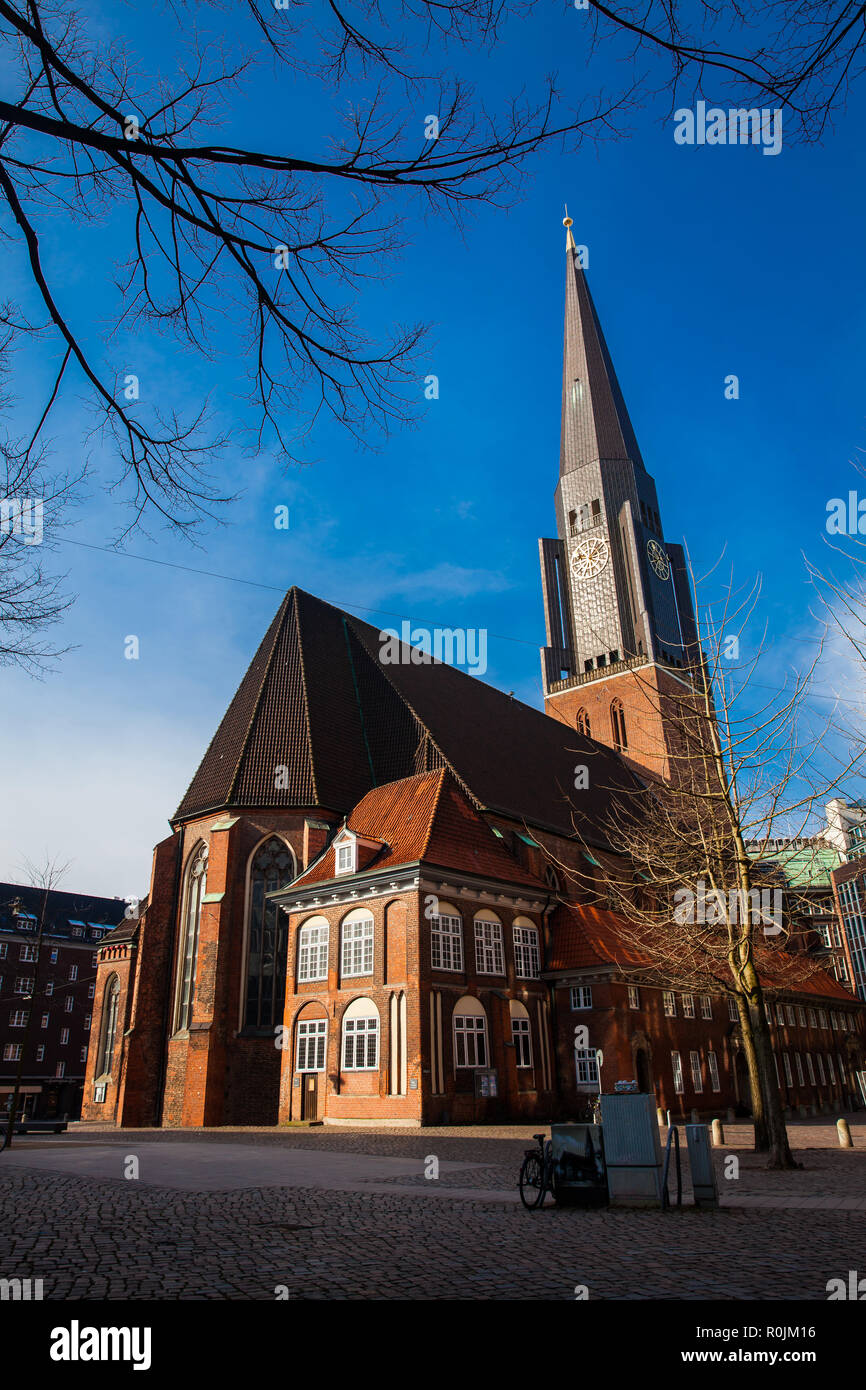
[
  {"xmin": 571, "ymin": 535, "xmax": 609, "ymax": 580},
  {"xmin": 647, "ymin": 538, "xmax": 670, "ymax": 581}
]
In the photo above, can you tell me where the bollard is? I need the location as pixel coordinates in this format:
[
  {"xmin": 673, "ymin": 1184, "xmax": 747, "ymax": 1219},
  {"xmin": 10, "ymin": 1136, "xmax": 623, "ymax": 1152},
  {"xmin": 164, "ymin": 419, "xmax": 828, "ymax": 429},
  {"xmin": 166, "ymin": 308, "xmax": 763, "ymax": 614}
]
[
  {"xmin": 838, "ymin": 1118, "xmax": 854, "ymax": 1149},
  {"xmin": 711, "ymin": 1117, "xmax": 725, "ymax": 1147},
  {"xmin": 657, "ymin": 1106, "xmax": 666, "ymax": 1126},
  {"xmin": 666, "ymin": 1109, "xmax": 672, "ymax": 1128}
]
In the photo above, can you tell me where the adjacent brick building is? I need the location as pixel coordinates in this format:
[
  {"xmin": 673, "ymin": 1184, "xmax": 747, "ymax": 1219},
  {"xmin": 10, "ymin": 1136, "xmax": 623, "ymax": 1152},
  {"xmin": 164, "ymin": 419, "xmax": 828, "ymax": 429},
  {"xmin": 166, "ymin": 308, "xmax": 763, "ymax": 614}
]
[{"xmin": 0, "ymin": 884, "xmax": 126, "ymax": 1120}]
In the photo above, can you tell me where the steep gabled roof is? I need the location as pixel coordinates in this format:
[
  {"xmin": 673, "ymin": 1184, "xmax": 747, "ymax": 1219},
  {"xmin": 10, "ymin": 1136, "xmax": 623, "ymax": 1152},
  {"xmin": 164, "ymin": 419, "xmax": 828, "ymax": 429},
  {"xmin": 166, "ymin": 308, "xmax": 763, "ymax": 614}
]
[
  {"xmin": 291, "ymin": 769, "xmax": 546, "ymax": 891},
  {"xmin": 174, "ymin": 587, "xmax": 641, "ymax": 838}
]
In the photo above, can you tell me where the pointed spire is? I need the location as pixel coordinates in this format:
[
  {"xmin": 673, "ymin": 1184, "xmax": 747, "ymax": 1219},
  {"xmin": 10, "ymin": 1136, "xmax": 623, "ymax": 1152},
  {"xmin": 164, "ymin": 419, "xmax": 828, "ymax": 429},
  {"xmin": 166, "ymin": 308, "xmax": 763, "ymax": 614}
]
[{"xmin": 559, "ymin": 214, "xmax": 643, "ymax": 476}]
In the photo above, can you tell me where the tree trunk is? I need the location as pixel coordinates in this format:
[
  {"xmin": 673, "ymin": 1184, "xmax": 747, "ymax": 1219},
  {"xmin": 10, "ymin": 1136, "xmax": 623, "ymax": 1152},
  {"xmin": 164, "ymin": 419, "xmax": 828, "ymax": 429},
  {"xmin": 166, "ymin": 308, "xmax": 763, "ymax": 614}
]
[
  {"xmin": 734, "ymin": 991, "xmax": 769, "ymax": 1151},
  {"xmin": 741, "ymin": 961, "xmax": 799, "ymax": 1169}
]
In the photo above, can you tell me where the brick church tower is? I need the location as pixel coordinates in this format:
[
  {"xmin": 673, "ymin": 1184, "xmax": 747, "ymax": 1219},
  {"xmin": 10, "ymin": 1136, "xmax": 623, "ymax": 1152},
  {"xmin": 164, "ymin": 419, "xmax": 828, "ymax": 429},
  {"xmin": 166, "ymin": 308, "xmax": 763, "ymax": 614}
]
[{"xmin": 539, "ymin": 216, "xmax": 700, "ymax": 780}]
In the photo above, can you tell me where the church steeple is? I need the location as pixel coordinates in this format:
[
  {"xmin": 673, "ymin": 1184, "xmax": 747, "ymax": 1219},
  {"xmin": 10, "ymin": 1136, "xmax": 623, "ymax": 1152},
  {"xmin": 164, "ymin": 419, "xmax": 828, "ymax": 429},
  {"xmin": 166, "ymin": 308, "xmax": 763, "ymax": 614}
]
[
  {"xmin": 539, "ymin": 213, "xmax": 699, "ymax": 779},
  {"xmin": 559, "ymin": 213, "xmax": 643, "ymax": 477}
]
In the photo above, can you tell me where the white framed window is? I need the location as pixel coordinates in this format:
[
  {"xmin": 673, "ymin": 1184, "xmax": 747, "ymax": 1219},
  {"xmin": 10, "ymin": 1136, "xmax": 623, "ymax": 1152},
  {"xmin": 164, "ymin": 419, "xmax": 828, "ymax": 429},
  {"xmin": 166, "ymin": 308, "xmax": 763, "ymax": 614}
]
[
  {"xmin": 84, "ymin": 1014, "xmax": 91, "ymax": 1029},
  {"xmin": 474, "ymin": 914, "xmax": 504, "ymax": 975},
  {"xmin": 453, "ymin": 997, "xmax": 488, "ymax": 1068},
  {"xmin": 342, "ymin": 1001, "xmax": 379, "ymax": 1070},
  {"xmin": 19, "ymin": 944, "xmax": 36, "ymax": 962},
  {"xmin": 45, "ymin": 981, "xmax": 53, "ymax": 996},
  {"xmin": 817, "ymin": 1053, "xmax": 826, "ymax": 1084},
  {"xmin": 40, "ymin": 1013, "xmax": 49, "ymax": 1028},
  {"xmin": 430, "ymin": 906, "xmax": 463, "ymax": 972},
  {"xmin": 513, "ymin": 919, "xmax": 540, "ymax": 979},
  {"xmin": 797, "ymin": 1006, "xmax": 807, "ymax": 1026},
  {"xmin": 87, "ymin": 984, "xmax": 95, "ymax": 999},
  {"xmin": 575, "ymin": 1048, "xmax": 599, "ymax": 1087},
  {"xmin": 91, "ymin": 954, "xmax": 98, "ymax": 968},
  {"xmin": 68, "ymin": 965, "xmax": 78, "ymax": 981},
  {"xmin": 786, "ymin": 1005, "xmax": 796, "ymax": 1026},
  {"xmin": 512, "ymin": 1015, "xmax": 532, "ymax": 1068},
  {"xmin": 671, "ymin": 1051, "xmax": 684, "ymax": 1094},
  {"xmin": 795, "ymin": 1053, "xmax": 804, "ymax": 1085},
  {"xmin": 296, "ymin": 1017, "xmax": 327, "ymax": 1071},
  {"xmin": 689, "ymin": 1050, "xmax": 703, "ymax": 1093},
  {"xmin": 570, "ymin": 985, "xmax": 593, "ymax": 1010},
  {"xmin": 340, "ymin": 911, "xmax": 374, "ymax": 978},
  {"xmin": 60, "ymin": 1028, "xmax": 70, "ymax": 1045},
  {"xmin": 55, "ymin": 1062, "xmax": 65, "ymax": 1078},
  {"xmin": 818, "ymin": 1009, "xmax": 829, "ymax": 1029},
  {"xmin": 776, "ymin": 1003, "xmax": 786, "ymax": 1024},
  {"xmin": 728, "ymin": 997, "xmax": 738, "ymax": 1021},
  {"xmin": 627, "ymin": 985, "xmax": 640, "ymax": 1010},
  {"xmin": 663, "ymin": 991, "xmax": 676, "ymax": 1017},
  {"xmin": 773, "ymin": 1052, "xmax": 780, "ymax": 1085},
  {"xmin": 0, "ymin": 943, "xmax": 6, "ymax": 959},
  {"xmin": 297, "ymin": 918, "xmax": 329, "ymax": 983},
  {"xmin": 3, "ymin": 1044, "xmax": 21, "ymax": 1061},
  {"xmin": 335, "ymin": 837, "xmax": 356, "ymax": 875},
  {"xmin": 80, "ymin": 1047, "xmax": 87, "ymax": 1063},
  {"xmin": 837, "ymin": 1052, "xmax": 847, "ymax": 1084},
  {"xmin": 36, "ymin": 1045, "xmax": 45, "ymax": 1063},
  {"xmin": 707, "ymin": 1051, "xmax": 721, "ymax": 1091},
  {"xmin": 10, "ymin": 1010, "xmax": 28, "ymax": 1028},
  {"xmin": 682, "ymin": 994, "xmax": 695, "ymax": 1019},
  {"xmin": 700, "ymin": 995, "xmax": 712, "ymax": 1020},
  {"xmin": 783, "ymin": 1053, "xmax": 793, "ymax": 1086},
  {"xmin": 806, "ymin": 1053, "xmax": 816, "ymax": 1084},
  {"xmin": 808, "ymin": 1008, "xmax": 817, "ymax": 1027},
  {"xmin": 15, "ymin": 977, "xmax": 34, "ymax": 994},
  {"xmin": 49, "ymin": 948, "xmax": 57, "ymax": 964},
  {"xmin": 827, "ymin": 1053, "xmax": 836, "ymax": 1084},
  {"xmin": 831, "ymin": 1011, "xmax": 840, "ymax": 1031},
  {"xmin": 65, "ymin": 996, "xmax": 74, "ymax": 1013}
]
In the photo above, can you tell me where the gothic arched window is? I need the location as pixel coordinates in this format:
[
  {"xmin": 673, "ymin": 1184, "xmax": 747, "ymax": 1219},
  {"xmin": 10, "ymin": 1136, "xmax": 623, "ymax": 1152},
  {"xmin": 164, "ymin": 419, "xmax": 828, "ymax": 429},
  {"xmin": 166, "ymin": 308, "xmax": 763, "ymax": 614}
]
[
  {"xmin": 611, "ymin": 698, "xmax": 628, "ymax": 752},
  {"xmin": 245, "ymin": 837, "xmax": 295, "ymax": 1029},
  {"xmin": 576, "ymin": 707, "xmax": 591, "ymax": 737},
  {"xmin": 174, "ymin": 842, "xmax": 208, "ymax": 1032},
  {"xmin": 96, "ymin": 974, "xmax": 120, "ymax": 1078}
]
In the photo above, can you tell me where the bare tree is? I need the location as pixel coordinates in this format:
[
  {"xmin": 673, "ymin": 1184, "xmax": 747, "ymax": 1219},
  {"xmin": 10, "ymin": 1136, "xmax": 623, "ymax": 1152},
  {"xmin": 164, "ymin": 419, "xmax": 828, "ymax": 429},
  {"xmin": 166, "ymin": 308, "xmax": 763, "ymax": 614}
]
[{"xmin": 547, "ymin": 564, "xmax": 862, "ymax": 1168}]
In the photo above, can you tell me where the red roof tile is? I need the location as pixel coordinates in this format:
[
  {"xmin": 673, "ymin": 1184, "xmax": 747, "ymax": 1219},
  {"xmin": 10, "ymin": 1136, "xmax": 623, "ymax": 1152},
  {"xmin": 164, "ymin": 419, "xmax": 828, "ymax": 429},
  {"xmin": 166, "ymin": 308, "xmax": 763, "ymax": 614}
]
[{"xmin": 292, "ymin": 769, "xmax": 546, "ymax": 890}]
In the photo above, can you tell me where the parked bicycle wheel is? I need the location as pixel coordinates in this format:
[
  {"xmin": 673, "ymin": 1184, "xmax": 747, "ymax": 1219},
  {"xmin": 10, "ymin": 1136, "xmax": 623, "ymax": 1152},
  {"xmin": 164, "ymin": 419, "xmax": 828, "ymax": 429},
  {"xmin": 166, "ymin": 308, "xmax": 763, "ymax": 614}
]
[{"xmin": 519, "ymin": 1152, "xmax": 546, "ymax": 1209}]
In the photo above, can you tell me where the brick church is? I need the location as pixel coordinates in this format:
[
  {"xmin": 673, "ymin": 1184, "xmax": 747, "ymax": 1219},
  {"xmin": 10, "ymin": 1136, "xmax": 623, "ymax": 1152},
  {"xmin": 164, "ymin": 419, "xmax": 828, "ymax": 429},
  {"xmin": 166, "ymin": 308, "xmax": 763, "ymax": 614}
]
[{"xmin": 82, "ymin": 221, "xmax": 866, "ymax": 1129}]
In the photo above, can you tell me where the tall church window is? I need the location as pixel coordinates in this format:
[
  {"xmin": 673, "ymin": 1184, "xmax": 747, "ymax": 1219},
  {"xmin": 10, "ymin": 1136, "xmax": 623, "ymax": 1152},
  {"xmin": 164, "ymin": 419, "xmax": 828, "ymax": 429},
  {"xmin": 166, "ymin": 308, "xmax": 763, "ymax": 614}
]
[
  {"xmin": 96, "ymin": 974, "xmax": 120, "ymax": 1077},
  {"xmin": 576, "ymin": 707, "xmax": 591, "ymax": 737},
  {"xmin": 611, "ymin": 698, "xmax": 628, "ymax": 752},
  {"xmin": 245, "ymin": 837, "xmax": 295, "ymax": 1029},
  {"xmin": 174, "ymin": 842, "xmax": 208, "ymax": 1032}
]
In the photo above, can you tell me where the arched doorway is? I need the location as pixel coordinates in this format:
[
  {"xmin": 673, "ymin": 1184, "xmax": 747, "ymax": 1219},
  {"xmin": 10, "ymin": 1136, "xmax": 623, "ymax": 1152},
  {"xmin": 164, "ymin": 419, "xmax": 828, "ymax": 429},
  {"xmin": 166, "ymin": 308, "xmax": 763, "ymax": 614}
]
[{"xmin": 734, "ymin": 1050, "xmax": 752, "ymax": 1114}]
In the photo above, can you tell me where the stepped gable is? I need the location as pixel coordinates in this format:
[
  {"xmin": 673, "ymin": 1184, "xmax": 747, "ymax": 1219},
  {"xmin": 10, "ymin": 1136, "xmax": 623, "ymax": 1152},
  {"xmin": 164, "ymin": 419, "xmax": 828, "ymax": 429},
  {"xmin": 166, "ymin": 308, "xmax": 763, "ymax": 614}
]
[
  {"xmin": 293, "ymin": 768, "xmax": 547, "ymax": 889},
  {"xmin": 174, "ymin": 586, "xmax": 642, "ymax": 837}
]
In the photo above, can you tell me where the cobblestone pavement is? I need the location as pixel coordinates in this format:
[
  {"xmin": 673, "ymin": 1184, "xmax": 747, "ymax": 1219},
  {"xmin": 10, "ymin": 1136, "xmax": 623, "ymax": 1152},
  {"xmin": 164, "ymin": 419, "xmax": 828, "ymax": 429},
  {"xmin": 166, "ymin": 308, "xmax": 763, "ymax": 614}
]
[{"xmin": 0, "ymin": 1119, "xmax": 863, "ymax": 1299}]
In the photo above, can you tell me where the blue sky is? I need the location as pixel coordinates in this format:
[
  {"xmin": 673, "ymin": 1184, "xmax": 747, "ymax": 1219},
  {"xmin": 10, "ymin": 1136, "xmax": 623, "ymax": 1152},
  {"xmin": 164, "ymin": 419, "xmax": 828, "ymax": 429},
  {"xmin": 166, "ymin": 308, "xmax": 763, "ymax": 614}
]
[{"xmin": 2, "ymin": 3, "xmax": 866, "ymax": 894}]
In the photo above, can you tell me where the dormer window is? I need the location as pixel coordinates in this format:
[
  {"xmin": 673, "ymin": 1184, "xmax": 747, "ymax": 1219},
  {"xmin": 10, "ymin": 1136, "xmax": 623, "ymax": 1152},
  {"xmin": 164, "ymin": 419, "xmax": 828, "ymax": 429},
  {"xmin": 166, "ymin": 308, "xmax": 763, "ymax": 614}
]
[{"xmin": 335, "ymin": 837, "xmax": 356, "ymax": 875}]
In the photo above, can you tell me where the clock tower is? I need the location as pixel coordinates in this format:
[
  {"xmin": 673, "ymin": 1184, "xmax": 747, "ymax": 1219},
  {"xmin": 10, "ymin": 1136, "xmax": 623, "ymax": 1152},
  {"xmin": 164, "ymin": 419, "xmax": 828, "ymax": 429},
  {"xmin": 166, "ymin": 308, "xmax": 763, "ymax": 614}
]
[{"xmin": 539, "ymin": 216, "xmax": 700, "ymax": 780}]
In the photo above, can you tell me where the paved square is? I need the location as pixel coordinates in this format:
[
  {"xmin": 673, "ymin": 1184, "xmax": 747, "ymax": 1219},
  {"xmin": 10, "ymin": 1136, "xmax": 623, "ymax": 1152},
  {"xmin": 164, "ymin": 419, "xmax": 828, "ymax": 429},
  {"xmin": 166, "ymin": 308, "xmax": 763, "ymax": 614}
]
[{"xmin": 0, "ymin": 1118, "xmax": 863, "ymax": 1299}]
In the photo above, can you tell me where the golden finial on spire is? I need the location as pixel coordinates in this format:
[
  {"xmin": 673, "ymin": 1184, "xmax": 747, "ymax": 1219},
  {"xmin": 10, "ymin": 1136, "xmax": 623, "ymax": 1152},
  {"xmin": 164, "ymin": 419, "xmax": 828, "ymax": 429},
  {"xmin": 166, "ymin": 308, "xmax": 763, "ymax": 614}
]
[{"xmin": 562, "ymin": 204, "xmax": 576, "ymax": 251}]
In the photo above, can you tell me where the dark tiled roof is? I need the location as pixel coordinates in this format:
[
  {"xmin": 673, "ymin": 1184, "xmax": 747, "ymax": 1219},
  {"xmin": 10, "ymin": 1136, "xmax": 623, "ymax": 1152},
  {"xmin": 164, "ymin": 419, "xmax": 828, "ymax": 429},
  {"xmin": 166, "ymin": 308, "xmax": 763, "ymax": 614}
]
[
  {"xmin": 174, "ymin": 587, "xmax": 640, "ymax": 838},
  {"xmin": 0, "ymin": 883, "xmax": 126, "ymax": 941},
  {"xmin": 292, "ymin": 769, "xmax": 547, "ymax": 890}
]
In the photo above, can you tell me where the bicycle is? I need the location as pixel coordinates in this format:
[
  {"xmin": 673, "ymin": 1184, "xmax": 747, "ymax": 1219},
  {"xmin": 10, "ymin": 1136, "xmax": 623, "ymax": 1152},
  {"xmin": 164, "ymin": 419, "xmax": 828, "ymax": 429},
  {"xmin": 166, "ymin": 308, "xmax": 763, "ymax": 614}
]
[{"xmin": 519, "ymin": 1132, "xmax": 554, "ymax": 1209}]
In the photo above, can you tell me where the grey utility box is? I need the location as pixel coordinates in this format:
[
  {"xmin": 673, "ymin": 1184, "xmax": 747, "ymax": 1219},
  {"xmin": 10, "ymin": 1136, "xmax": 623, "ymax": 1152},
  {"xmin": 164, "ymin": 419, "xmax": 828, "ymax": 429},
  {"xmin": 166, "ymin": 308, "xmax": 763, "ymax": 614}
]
[
  {"xmin": 599, "ymin": 1092, "xmax": 664, "ymax": 1206},
  {"xmin": 685, "ymin": 1124, "xmax": 719, "ymax": 1208}
]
